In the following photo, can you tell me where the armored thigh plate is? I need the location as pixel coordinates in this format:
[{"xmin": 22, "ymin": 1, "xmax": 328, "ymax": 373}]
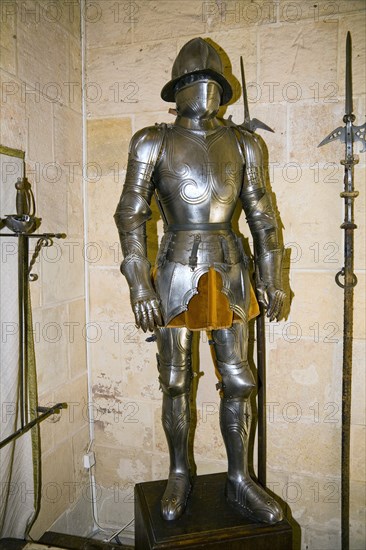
[{"xmin": 155, "ymin": 327, "xmax": 193, "ymax": 397}]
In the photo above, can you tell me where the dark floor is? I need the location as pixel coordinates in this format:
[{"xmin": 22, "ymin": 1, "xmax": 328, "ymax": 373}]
[
  {"xmin": 41, "ymin": 532, "xmax": 134, "ymax": 550},
  {"xmin": 0, "ymin": 541, "xmax": 28, "ymax": 550},
  {"xmin": 0, "ymin": 532, "xmax": 134, "ymax": 550}
]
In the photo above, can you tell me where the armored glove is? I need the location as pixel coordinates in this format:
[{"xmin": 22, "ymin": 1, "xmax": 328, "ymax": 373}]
[
  {"xmin": 121, "ymin": 254, "xmax": 162, "ymax": 332},
  {"xmin": 255, "ymin": 249, "xmax": 285, "ymax": 321}
]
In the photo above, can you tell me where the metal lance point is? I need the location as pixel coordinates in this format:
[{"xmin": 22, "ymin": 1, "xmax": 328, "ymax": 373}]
[
  {"xmin": 318, "ymin": 33, "xmax": 366, "ymax": 152},
  {"xmin": 239, "ymin": 56, "xmax": 274, "ymax": 134},
  {"xmin": 318, "ymin": 31, "xmax": 365, "ymax": 550},
  {"xmin": 345, "ymin": 32, "xmax": 353, "ymax": 118}
]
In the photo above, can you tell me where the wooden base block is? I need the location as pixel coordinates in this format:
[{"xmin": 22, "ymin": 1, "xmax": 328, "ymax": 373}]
[{"xmin": 135, "ymin": 472, "xmax": 293, "ymax": 549}]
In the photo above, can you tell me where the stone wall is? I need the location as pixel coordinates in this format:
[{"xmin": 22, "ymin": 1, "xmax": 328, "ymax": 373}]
[
  {"xmin": 1, "ymin": 0, "xmax": 91, "ymax": 537},
  {"xmin": 1, "ymin": 0, "xmax": 365, "ymax": 547},
  {"xmin": 85, "ymin": 1, "xmax": 365, "ymax": 548}
]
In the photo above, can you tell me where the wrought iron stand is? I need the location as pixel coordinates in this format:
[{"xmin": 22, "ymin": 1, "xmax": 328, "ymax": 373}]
[{"xmin": 0, "ymin": 172, "xmax": 67, "ymax": 450}]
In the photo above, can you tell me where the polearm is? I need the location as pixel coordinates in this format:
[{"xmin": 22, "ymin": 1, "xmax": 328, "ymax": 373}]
[
  {"xmin": 239, "ymin": 56, "xmax": 274, "ymax": 135},
  {"xmin": 318, "ymin": 32, "xmax": 365, "ymax": 550},
  {"xmin": 238, "ymin": 56, "xmax": 274, "ymax": 487}
]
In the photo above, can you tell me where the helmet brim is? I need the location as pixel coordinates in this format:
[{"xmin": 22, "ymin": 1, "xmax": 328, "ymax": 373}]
[{"xmin": 161, "ymin": 69, "xmax": 233, "ymax": 106}]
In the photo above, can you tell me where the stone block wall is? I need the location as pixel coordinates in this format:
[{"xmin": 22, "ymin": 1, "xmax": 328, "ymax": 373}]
[
  {"xmin": 85, "ymin": 1, "xmax": 365, "ymax": 548},
  {"xmin": 1, "ymin": 0, "xmax": 365, "ymax": 547},
  {"xmin": 1, "ymin": 0, "xmax": 91, "ymax": 538}
]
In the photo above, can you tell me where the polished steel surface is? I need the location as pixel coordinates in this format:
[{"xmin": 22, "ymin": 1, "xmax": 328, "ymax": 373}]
[
  {"xmin": 161, "ymin": 37, "xmax": 232, "ymax": 105},
  {"xmin": 155, "ymin": 327, "xmax": 193, "ymax": 520},
  {"xmin": 114, "ymin": 38, "xmax": 286, "ymax": 524}
]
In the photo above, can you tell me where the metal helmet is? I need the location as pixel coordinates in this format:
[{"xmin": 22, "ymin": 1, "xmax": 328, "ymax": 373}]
[{"xmin": 161, "ymin": 38, "xmax": 233, "ymax": 105}]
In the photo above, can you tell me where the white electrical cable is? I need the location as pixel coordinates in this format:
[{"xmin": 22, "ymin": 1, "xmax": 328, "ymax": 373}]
[
  {"xmin": 89, "ymin": 469, "xmax": 109, "ymax": 534},
  {"xmin": 80, "ymin": 1, "xmax": 135, "ymax": 542},
  {"xmin": 80, "ymin": 0, "xmax": 99, "ymax": 531},
  {"xmin": 105, "ymin": 517, "xmax": 134, "ymax": 544}
]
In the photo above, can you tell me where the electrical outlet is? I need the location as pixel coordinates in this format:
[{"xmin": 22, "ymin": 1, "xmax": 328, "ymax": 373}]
[{"xmin": 83, "ymin": 451, "xmax": 96, "ymax": 469}]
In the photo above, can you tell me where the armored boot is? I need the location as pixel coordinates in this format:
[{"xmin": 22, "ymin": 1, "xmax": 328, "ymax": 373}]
[
  {"xmin": 155, "ymin": 327, "xmax": 193, "ymax": 521},
  {"xmin": 212, "ymin": 325, "xmax": 283, "ymax": 524},
  {"xmin": 160, "ymin": 388, "xmax": 192, "ymax": 520},
  {"xmin": 220, "ymin": 397, "xmax": 283, "ymax": 524}
]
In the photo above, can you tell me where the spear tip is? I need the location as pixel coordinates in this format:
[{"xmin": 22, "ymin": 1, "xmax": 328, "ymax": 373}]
[
  {"xmin": 240, "ymin": 55, "xmax": 250, "ymax": 127},
  {"xmin": 345, "ymin": 31, "xmax": 353, "ymax": 116}
]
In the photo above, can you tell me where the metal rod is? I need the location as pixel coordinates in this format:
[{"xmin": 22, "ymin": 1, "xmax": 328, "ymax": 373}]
[
  {"xmin": 17, "ymin": 234, "xmax": 25, "ymax": 428},
  {"xmin": 0, "ymin": 403, "xmax": 68, "ymax": 450},
  {"xmin": 0, "ymin": 232, "xmax": 66, "ymax": 239},
  {"xmin": 256, "ymin": 304, "xmax": 266, "ymax": 486},
  {"xmin": 341, "ymin": 230, "xmax": 354, "ymax": 550},
  {"xmin": 23, "ymin": 235, "xmax": 30, "ymax": 423},
  {"xmin": 340, "ymin": 119, "xmax": 358, "ymax": 550}
]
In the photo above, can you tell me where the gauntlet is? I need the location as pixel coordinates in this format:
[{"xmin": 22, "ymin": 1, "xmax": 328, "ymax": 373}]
[
  {"xmin": 120, "ymin": 252, "xmax": 162, "ymax": 332},
  {"xmin": 255, "ymin": 249, "xmax": 285, "ymax": 321}
]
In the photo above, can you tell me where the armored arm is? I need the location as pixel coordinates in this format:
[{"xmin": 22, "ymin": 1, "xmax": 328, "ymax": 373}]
[
  {"xmin": 239, "ymin": 130, "xmax": 285, "ymax": 321},
  {"xmin": 114, "ymin": 126, "xmax": 164, "ymax": 332}
]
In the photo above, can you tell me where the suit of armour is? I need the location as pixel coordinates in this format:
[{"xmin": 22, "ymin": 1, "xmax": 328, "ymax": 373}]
[{"xmin": 114, "ymin": 38, "xmax": 285, "ymax": 524}]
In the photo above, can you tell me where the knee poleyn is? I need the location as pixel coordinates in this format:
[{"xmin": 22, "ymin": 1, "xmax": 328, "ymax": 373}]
[
  {"xmin": 158, "ymin": 358, "xmax": 192, "ymax": 398},
  {"xmin": 216, "ymin": 361, "xmax": 256, "ymax": 400}
]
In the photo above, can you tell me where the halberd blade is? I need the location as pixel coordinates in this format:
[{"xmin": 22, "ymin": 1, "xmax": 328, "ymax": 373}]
[
  {"xmin": 354, "ymin": 122, "xmax": 366, "ymax": 153},
  {"xmin": 251, "ymin": 118, "xmax": 275, "ymax": 133},
  {"xmin": 318, "ymin": 126, "xmax": 346, "ymax": 148}
]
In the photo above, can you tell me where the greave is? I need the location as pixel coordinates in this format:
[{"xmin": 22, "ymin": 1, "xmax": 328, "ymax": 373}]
[
  {"xmin": 161, "ymin": 391, "xmax": 191, "ymax": 476},
  {"xmin": 155, "ymin": 327, "xmax": 193, "ymax": 521},
  {"xmin": 220, "ymin": 398, "xmax": 250, "ymax": 482},
  {"xmin": 160, "ymin": 391, "xmax": 192, "ymax": 521},
  {"xmin": 220, "ymin": 397, "xmax": 284, "ymax": 524}
]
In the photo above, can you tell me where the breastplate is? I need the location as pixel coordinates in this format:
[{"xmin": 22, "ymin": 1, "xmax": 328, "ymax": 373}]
[{"xmin": 154, "ymin": 125, "xmax": 244, "ymax": 225}]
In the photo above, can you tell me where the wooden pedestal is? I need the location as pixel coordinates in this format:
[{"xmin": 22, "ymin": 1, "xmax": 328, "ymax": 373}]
[{"xmin": 135, "ymin": 472, "xmax": 293, "ymax": 549}]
